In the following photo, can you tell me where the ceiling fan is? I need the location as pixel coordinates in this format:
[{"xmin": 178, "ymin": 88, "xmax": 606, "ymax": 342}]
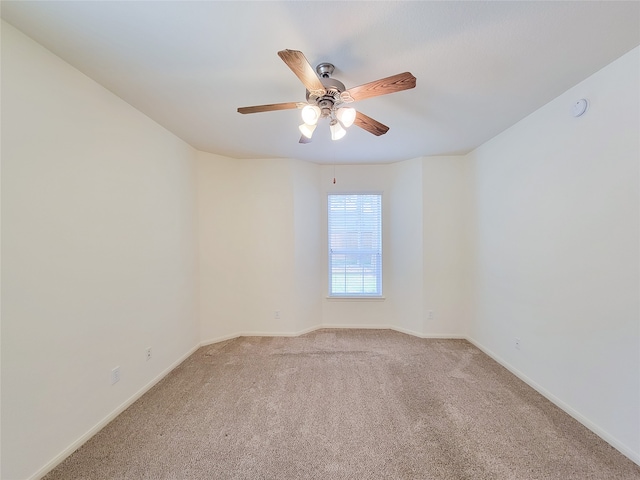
[{"xmin": 237, "ymin": 49, "xmax": 416, "ymax": 143}]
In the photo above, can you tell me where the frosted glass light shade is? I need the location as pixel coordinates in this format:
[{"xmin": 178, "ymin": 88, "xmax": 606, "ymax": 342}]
[
  {"xmin": 336, "ymin": 107, "xmax": 356, "ymax": 128},
  {"xmin": 299, "ymin": 123, "xmax": 317, "ymax": 139},
  {"xmin": 330, "ymin": 121, "xmax": 346, "ymax": 140},
  {"xmin": 301, "ymin": 105, "xmax": 321, "ymax": 125}
]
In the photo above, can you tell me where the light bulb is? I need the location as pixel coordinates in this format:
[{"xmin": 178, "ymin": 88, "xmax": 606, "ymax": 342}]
[
  {"xmin": 330, "ymin": 120, "xmax": 346, "ymax": 141},
  {"xmin": 301, "ymin": 105, "xmax": 321, "ymax": 125},
  {"xmin": 299, "ymin": 123, "xmax": 317, "ymax": 139},
  {"xmin": 336, "ymin": 107, "xmax": 356, "ymax": 128}
]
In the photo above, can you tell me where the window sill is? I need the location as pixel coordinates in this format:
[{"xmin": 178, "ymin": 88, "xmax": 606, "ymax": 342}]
[{"xmin": 326, "ymin": 296, "xmax": 386, "ymax": 302}]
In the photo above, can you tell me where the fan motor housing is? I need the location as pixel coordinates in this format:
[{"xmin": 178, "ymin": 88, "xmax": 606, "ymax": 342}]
[{"xmin": 306, "ymin": 63, "xmax": 346, "ymax": 117}]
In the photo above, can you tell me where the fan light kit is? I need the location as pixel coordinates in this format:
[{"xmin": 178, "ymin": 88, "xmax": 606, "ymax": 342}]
[{"xmin": 238, "ymin": 50, "xmax": 417, "ymax": 143}]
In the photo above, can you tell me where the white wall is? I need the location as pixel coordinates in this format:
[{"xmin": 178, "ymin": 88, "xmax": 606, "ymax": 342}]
[
  {"xmin": 196, "ymin": 153, "xmax": 314, "ymax": 342},
  {"xmin": 1, "ymin": 21, "xmax": 200, "ymax": 480},
  {"xmin": 320, "ymin": 161, "xmax": 468, "ymax": 336},
  {"xmin": 197, "ymin": 157, "xmax": 470, "ymax": 340},
  {"xmin": 320, "ymin": 164, "xmax": 397, "ymax": 327},
  {"xmin": 423, "ymin": 156, "xmax": 472, "ymax": 335},
  {"xmin": 467, "ymin": 46, "xmax": 640, "ymax": 462},
  {"xmin": 389, "ymin": 158, "xmax": 424, "ymax": 334},
  {"xmin": 291, "ymin": 159, "xmax": 323, "ymax": 333}
]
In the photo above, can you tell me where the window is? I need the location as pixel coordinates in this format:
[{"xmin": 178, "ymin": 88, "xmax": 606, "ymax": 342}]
[{"xmin": 328, "ymin": 194, "xmax": 382, "ymax": 297}]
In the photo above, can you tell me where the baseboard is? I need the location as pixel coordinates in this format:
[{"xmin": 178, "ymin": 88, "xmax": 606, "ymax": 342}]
[
  {"xmin": 200, "ymin": 324, "xmax": 465, "ymax": 347},
  {"xmin": 199, "ymin": 324, "xmax": 321, "ymax": 347},
  {"xmin": 390, "ymin": 325, "xmax": 466, "ymax": 339},
  {"xmin": 466, "ymin": 336, "xmax": 640, "ymax": 466},
  {"xmin": 199, "ymin": 331, "xmax": 248, "ymax": 346},
  {"xmin": 321, "ymin": 323, "xmax": 465, "ymax": 340},
  {"xmin": 320, "ymin": 323, "xmax": 395, "ymax": 331},
  {"xmin": 29, "ymin": 343, "xmax": 201, "ymax": 480}
]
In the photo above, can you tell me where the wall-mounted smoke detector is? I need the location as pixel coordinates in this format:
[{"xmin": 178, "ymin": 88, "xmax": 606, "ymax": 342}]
[{"xmin": 572, "ymin": 98, "xmax": 589, "ymax": 117}]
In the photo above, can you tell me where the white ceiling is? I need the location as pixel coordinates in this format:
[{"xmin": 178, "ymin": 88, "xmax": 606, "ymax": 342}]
[{"xmin": 2, "ymin": 1, "xmax": 639, "ymax": 164}]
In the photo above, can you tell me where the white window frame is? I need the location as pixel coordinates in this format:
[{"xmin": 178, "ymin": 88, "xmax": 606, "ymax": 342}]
[{"xmin": 328, "ymin": 193, "xmax": 383, "ymax": 298}]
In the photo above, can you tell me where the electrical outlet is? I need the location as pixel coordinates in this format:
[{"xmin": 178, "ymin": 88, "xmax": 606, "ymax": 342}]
[
  {"xmin": 427, "ymin": 310, "xmax": 434, "ymax": 320},
  {"xmin": 515, "ymin": 337, "xmax": 521, "ymax": 350},
  {"xmin": 146, "ymin": 347, "xmax": 152, "ymax": 361},
  {"xmin": 111, "ymin": 366, "xmax": 120, "ymax": 385},
  {"xmin": 275, "ymin": 311, "xmax": 280, "ymax": 319}
]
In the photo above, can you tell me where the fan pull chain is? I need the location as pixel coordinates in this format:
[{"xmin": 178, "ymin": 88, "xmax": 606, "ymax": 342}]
[{"xmin": 333, "ymin": 164, "xmax": 337, "ymax": 184}]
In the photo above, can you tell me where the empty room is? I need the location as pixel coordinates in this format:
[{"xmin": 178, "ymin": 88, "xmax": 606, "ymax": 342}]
[{"xmin": 1, "ymin": 1, "xmax": 639, "ymax": 479}]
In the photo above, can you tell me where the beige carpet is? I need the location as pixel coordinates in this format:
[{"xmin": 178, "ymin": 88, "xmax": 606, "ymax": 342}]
[{"xmin": 44, "ymin": 329, "xmax": 640, "ymax": 479}]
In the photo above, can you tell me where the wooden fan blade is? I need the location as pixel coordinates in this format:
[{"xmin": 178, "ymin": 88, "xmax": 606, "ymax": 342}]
[
  {"xmin": 277, "ymin": 49, "xmax": 325, "ymax": 96},
  {"xmin": 353, "ymin": 111, "xmax": 390, "ymax": 136},
  {"xmin": 299, "ymin": 135, "xmax": 312, "ymax": 144},
  {"xmin": 344, "ymin": 72, "xmax": 416, "ymax": 102},
  {"xmin": 237, "ymin": 102, "xmax": 301, "ymax": 114}
]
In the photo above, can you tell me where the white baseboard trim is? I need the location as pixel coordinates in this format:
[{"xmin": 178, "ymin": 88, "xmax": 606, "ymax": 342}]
[
  {"xmin": 320, "ymin": 323, "xmax": 465, "ymax": 340},
  {"xmin": 199, "ymin": 331, "xmax": 249, "ymax": 346},
  {"xmin": 200, "ymin": 324, "xmax": 466, "ymax": 347},
  {"xmin": 29, "ymin": 343, "xmax": 201, "ymax": 480},
  {"xmin": 390, "ymin": 325, "xmax": 466, "ymax": 339},
  {"xmin": 466, "ymin": 336, "xmax": 640, "ymax": 466},
  {"xmin": 320, "ymin": 323, "xmax": 395, "ymax": 330},
  {"xmin": 199, "ymin": 325, "xmax": 321, "ymax": 347}
]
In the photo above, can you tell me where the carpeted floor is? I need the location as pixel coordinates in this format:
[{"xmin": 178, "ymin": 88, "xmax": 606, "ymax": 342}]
[{"xmin": 44, "ymin": 329, "xmax": 640, "ymax": 479}]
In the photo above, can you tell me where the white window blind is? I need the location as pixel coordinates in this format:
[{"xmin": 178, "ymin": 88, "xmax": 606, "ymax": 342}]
[{"xmin": 328, "ymin": 194, "xmax": 382, "ymax": 297}]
